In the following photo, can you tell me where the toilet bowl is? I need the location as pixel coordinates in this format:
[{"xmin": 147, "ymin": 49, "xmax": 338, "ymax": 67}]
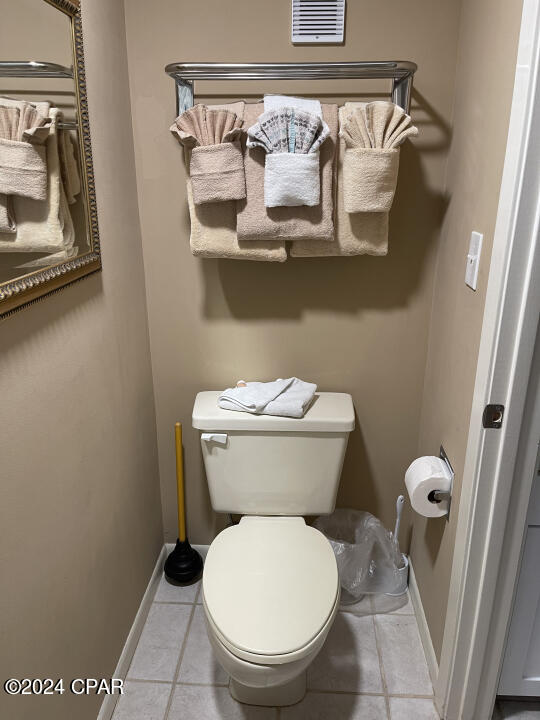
[
  {"xmin": 192, "ymin": 390, "xmax": 354, "ymax": 706},
  {"xmin": 202, "ymin": 516, "xmax": 340, "ymax": 706}
]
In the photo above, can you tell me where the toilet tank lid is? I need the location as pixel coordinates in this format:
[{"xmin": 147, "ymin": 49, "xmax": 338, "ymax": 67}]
[{"xmin": 192, "ymin": 391, "xmax": 354, "ymax": 432}]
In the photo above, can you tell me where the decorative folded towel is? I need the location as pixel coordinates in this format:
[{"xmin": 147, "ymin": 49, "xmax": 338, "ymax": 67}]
[
  {"xmin": 0, "ymin": 109, "xmax": 75, "ymax": 255},
  {"xmin": 247, "ymin": 107, "xmax": 330, "ymax": 207},
  {"xmin": 0, "ymin": 138, "xmax": 47, "ymax": 200},
  {"xmin": 237, "ymin": 103, "xmax": 338, "ymax": 241},
  {"xmin": 171, "ymin": 104, "xmax": 244, "ymax": 148},
  {"xmin": 218, "ymin": 378, "xmax": 317, "ymax": 418},
  {"xmin": 189, "ymin": 140, "xmax": 246, "ymax": 205},
  {"xmin": 340, "ymin": 101, "xmax": 418, "ymax": 213},
  {"xmin": 183, "ymin": 102, "xmax": 286, "ymax": 261},
  {"xmin": 0, "ymin": 99, "xmax": 51, "ymax": 233},
  {"xmin": 264, "ymin": 94, "xmax": 322, "ymax": 119},
  {"xmin": 171, "ymin": 104, "xmax": 245, "ymax": 204},
  {"xmin": 290, "ymin": 106, "xmax": 389, "ymax": 258},
  {"xmin": 0, "ymin": 98, "xmax": 51, "ymax": 144}
]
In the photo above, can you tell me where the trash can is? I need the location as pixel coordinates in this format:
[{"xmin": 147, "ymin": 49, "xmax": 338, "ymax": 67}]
[{"xmin": 314, "ymin": 508, "xmax": 409, "ymax": 603}]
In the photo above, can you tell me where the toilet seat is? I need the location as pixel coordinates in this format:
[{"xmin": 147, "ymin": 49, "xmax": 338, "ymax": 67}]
[{"xmin": 203, "ymin": 516, "xmax": 339, "ymax": 665}]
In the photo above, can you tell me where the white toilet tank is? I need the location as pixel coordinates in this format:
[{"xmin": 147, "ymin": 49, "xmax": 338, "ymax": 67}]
[{"xmin": 192, "ymin": 391, "xmax": 354, "ymax": 515}]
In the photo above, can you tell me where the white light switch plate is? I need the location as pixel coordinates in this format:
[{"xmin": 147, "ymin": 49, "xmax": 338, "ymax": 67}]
[{"xmin": 465, "ymin": 231, "xmax": 483, "ymax": 291}]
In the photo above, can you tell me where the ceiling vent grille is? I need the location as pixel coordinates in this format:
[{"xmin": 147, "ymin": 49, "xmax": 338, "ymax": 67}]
[{"xmin": 292, "ymin": 0, "xmax": 346, "ymax": 44}]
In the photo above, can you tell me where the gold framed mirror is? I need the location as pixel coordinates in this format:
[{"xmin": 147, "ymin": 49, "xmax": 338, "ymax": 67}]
[{"xmin": 0, "ymin": 0, "xmax": 100, "ymax": 318}]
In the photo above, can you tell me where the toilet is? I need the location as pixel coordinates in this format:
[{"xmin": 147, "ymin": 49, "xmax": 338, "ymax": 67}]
[{"xmin": 192, "ymin": 390, "xmax": 355, "ymax": 707}]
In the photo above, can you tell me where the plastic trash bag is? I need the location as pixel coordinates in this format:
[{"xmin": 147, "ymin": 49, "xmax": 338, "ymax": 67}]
[{"xmin": 314, "ymin": 508, "xmax": 408, "ymax": 601}]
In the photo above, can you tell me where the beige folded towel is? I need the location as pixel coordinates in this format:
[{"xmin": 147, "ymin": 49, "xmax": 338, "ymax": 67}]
[
  {"xmin": 0, "ymin": 98, "xmax": 51, "ymax": 144},
  {"xmin": 189, "ymin": 140, "xmax": 246, "ymax": 205},
  {"xmin": 171, "ymin": 105, "xmax": 244, "ymax": 148},
  {"xmin": 340, "ymin": 101, "xmax": 417, "ymax": 213},
  {"xmin": 171, "ymin": 104, "xmax": 246, "ymax": 204},
  {"xmin": 183, "ymin": 102, "xmax": 286, "ymax": 261},
  {"xmin": 0, "ymin": 137, "xmax": 47, "ymax": 200},
  {"xmin": 0, "ymin": 99, "xmax": 51, "ymax": 233},
  {"xmin": 187, "ymin": 181, "xmax": 286, "ymax": 262},
  {"xmin": 237, "ymin": 103, "xmax": 338, "ymax": 242},
  {"xmin": 0, "ymin": 109, "xmax": 75, "ymax": 255},
  {"xmin": 290, "ymin": 107, "xmax": 389, "ymax": 258}
]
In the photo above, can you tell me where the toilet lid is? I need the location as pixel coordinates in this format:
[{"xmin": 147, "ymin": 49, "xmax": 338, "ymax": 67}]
[{"xmin": 203, "ymin": 516, "xmax": 339, "ymax": 658}]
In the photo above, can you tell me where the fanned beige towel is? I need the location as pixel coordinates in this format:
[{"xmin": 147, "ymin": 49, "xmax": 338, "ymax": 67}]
[
  {"xmin": 290, "ymin": 107, "xmax": 388, "ymax": 258},
  {"xmin": 171, "ymin": 104, "xmax": 244, "ymax": 148},
  {"xmin": 171, "ymin": 104, "xmax": 245, "ymax": 204},
  {"xmin": 184, "ymin": 102, "xmax": 286, "ymax": 262},
  {"xmin": 237, "ymin": 103, "xmax": 338, "ymax": 242},
  {"xmin": 0, "ymin": 98, "xmax": 51, "ymax": 144},
  {"xmin": 341, "ymin": 101, "xmax": 417, "ymax": 213},
  {"xmin": 0, "ymin": 109, "xmax": 74, "ymax": 255}
]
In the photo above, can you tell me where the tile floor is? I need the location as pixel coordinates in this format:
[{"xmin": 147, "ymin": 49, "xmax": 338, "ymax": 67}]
[{"xmin": 112, "ymin": 576, "xmax": 438, "ymax": 720}]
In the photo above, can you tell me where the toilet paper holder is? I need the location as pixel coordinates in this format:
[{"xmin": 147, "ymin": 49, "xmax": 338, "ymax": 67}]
[{"xmin": 428, "ymin": 446, "xmax": 454, "ymax": 519}]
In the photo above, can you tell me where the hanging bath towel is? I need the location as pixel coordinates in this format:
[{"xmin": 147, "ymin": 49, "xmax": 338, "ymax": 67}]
[
  {"xmin": 237, "ymin": 102, "xmax": 338, "ymax": 242},
  {"xmin": 290, "ymin": 106, "xmax": 389, "ymax": 258}
]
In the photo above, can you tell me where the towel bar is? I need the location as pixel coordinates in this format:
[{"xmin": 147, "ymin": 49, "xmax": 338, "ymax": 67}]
[
  {"xmin": 165, "ymin": 61, "xmax": 417, "ymax": 115},
  {"xmin": 0, "ymin": 61, "xmax": 78, "ymax": 130},
  {"xmin": 0, "ymin": 60, "xmax": 73, "ymax": 78}
]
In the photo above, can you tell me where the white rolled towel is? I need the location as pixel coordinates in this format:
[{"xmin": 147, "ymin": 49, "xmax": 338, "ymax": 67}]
[
  {"xmin": 218, "ymin": 378, "xmax": 317, "ymax": 418},
  {"xmin": 264, "ymin": 152, "xmax": 320, "ymax": 207}
]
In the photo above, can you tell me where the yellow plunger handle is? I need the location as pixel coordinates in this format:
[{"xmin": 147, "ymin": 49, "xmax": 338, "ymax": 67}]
[{"xmin": 175, "ymin": 422, "xmax": 186, "ymax": 542}]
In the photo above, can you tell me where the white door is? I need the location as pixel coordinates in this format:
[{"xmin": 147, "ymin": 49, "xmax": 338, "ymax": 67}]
[{"xmin": 499, "ymin": 446, "xmax": 540, "ymax": 697}]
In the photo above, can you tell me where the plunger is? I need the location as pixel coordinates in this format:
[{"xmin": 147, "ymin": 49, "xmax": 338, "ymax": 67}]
[{"xmin": 164, "ymin": 422, "xmax": 203, "ymax": 584}]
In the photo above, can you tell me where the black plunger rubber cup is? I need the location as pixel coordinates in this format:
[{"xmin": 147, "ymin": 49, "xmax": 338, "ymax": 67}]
[{"xmin": 164, "ymin": 539, "xmax": 203, "ymax": 584}]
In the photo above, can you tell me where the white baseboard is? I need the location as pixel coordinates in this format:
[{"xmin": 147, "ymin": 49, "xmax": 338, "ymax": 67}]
[
  {"xmin": 98, "ymin": 543, "xmax": 209, "ymax": 720},
  {"xmin": 97, "ymin": 544, "xmax": 168, "ymax": 720},
  {"xmin": 408, "ymin": 557, "xmax": 439, "ymax": 689}
]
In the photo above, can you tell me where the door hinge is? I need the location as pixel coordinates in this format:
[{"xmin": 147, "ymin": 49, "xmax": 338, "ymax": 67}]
[{"xmin": 482, "ymin": 404, "xmax": 505, "ymax": 429}]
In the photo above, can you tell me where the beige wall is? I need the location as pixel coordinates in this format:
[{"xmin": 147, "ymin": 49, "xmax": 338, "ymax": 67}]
[
  {"xmin": 410, "ymin": 0, "xmax": 523, "ymax": 661},
  {"xmin": 0, "ymin": 2, "xmax": 162, "ymax": 719},
  {"xmin": 124, "ymin": 0, "xmax": 461, "ymax": 546}
]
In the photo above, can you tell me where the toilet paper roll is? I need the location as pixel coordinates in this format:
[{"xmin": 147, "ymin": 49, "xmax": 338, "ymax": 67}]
[{"xmin": 405, "ymin": 456, "xmax": 452, "ymax": 518}]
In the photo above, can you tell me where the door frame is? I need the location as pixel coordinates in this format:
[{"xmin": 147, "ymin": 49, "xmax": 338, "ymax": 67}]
[{"xmin": 435, "ymin": 0, "xmax": 540, "ymax": 716}]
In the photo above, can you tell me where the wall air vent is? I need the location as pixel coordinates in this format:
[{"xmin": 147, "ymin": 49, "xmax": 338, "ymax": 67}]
[{"xmin": 292, "ymin": 0, "xmax": 346, "ymax": 44}]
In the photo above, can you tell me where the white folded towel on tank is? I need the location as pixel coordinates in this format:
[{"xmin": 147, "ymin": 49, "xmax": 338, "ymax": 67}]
[{"xmin": 218, "ymin": 378, "xmax": 317, "ymax": 418}]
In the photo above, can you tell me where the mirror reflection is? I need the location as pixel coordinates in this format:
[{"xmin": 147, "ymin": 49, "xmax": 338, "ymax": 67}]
[{"xmin": 0, "ymin": 0, "xmax": 89, "ymax": 285}]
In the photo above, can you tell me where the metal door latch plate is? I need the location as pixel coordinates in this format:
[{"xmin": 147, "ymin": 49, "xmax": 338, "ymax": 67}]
[{"xmin": 483, "ymin": 404, "xmax": 505, "ymax": 429}]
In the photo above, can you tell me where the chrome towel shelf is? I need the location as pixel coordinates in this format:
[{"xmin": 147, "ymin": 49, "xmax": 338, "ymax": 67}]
[
  {"xmin": 165, "ymin": 61, "xmax": 417, "ymax": 115},
  {"xmin": 0, "ymin": 60, "xmax": 77, "ymax": 130},
  {"xmin": 0, "ymin": 60, "xmax": 73, "ymax": 79}
]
